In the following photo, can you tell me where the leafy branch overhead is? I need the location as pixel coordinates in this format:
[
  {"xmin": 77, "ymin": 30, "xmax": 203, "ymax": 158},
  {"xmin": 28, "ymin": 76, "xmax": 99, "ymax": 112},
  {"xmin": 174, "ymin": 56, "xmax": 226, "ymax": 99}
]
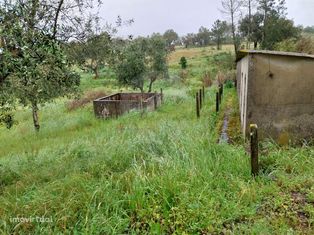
[{"xmin": 0, "ymin": 0, "xmax": 100, "ymax": 131}]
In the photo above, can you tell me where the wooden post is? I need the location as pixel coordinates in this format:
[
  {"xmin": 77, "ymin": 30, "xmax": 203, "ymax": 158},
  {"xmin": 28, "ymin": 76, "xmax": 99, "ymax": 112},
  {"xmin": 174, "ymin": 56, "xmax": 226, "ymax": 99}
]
[
  {"xmin": 216, "ymin": 92, "xmax": 219, "ymax": 113},
  {"xmin": 199, "ymin": 89, "xmax": 202, "ymax": 109},
  {"xmin": 202, "ymin": 86, "xmax": 205, "ymax": 101},
  {"xmin": 140, "ymin": 94, "xmax": 144, "ymax": 116},
  {"xmin": 219, "ymin": 85, "xmax": 223, "ymax": 104},
  {"xmin": 250, "ymin": 124, "xmax": 259, "ymax": 176},
  {"xmin": 196, "ymin": 92, "xmax": 200, "ymax": 118},
  {"xmin": 154, "ymin": 91, "xmax": 157, "ymax": 110},
  {"xmin": 160, "ymin": 88, "xmax": 163, "ymax": 103}
]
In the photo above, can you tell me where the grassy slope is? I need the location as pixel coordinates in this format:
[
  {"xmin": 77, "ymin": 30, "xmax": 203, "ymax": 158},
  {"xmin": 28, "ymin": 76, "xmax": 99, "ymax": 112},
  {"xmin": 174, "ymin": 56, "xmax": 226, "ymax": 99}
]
[{"xmin": 0, "ymin": 46, "xmax": 313, "ymax": 234}]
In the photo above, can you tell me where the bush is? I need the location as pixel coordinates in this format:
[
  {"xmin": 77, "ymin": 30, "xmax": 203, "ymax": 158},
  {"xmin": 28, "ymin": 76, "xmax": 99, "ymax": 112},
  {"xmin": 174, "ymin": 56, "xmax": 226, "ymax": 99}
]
[
  {"xmin": 274, "ymin": 38, "xmax": 297, "ymax": 52},
  {"xmin": 202, "ymin": 71, "xmax": 212, "ymax": 87},
  {"xmin": 274, "ymin": 37, "xmax": 314, "ymax": 54},
  {"xmin": 179, "ymin": 57, "xmax": 187, "ymax": 69},
  {"xmin": 225, "ymin": 80, "xmax": 234, "ymax": 88},
  {"xmin": 296, "ymin": 37, "xmax": 314, "ymax": 54},
  {"xmin": 212, "ymin": 52, "xmax": 234, "ymax": 71}
]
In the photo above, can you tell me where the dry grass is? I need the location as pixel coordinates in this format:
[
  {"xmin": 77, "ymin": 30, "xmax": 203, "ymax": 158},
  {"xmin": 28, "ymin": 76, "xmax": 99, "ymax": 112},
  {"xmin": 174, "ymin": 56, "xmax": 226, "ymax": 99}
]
[
  {"xmin": 168, "ymin": 45, "xmax": 234, "ymax": 65},
  {"xmin": 66, "ymin": 90, "xmax": 107, "ymax": 111}
]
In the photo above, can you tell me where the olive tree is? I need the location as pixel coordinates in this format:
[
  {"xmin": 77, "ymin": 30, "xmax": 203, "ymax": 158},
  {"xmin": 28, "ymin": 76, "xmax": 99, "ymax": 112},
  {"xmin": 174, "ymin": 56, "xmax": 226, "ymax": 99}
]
[
  {"xmin": 0, "ymin": 0, "xmax": 98, "ymax": 130},
  {"xmin": 115, "ymin": 40, "xmax": 146, "ymax": 92},
  {"xmin": 116, "ymin": 36, "xmax": 168, "ymax": 93},
  {"xmin": 67, "ymin": 32, "xmax": 112, "ymax": 79}
]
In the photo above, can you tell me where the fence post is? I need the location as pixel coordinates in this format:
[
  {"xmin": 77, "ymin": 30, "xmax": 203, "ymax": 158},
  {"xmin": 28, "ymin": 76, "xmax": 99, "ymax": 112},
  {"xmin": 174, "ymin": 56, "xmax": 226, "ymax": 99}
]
[
  {"xmin": 160, "ymin": 88, "xmax": 163, "ymax": 103},
  {"xmin": 202, "ymin": 86, "xmax": 205, "ymax": 101},
  {"xmin": 196, "ymin": 92, "xmax": 200, "ymax": 118},
  {"xmin": 216, "ymin": 92, "xmax": 219, "ymax": 113},
  {"xmin": 199, "ymin": 89, "xmax": 202, "ymax": 109},
  {"xmin": 250, "ymin": 124, "xmax": 259, "ymax": 176},
  {"xmin": 154, "ymin": 91, "xmax": 157, "ymax": 110},
  {"xmin": 219, "ymin": 85, "xmax": 223, "ymax": 104}
]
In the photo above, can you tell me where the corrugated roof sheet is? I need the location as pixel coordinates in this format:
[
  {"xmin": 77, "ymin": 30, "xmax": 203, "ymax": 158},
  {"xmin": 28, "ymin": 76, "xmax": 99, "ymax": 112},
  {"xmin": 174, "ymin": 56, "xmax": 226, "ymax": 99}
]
[{"xmin": 236, "ymin": 50, "xmax": 314, "ymax": 62}]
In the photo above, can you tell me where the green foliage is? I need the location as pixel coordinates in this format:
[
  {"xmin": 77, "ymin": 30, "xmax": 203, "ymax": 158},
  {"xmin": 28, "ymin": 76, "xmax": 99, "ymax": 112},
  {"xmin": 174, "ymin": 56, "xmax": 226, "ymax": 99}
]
[
  {"xmin": 0, "ymin": 112, "xmax": 14, "ymax": 129},
  {"xmin": 0, "ymin": 2, "xmax": 80, "ymax": 130},
  {"xmin": 274, "ymin": 38, "xmax": 297, "ymax": 52},
  {"xmin": 0, "ymin": 83, "xmax": 313, "ymax": 234},
  {"xmin": 197, "ymin": 26, "xmax": 211, "ymax": 46},
  {"xmin": 212, "ymin": 52, "xmax": 235, "ymax": 71},
  {"xmin": 179, "ymin": 57, "xmax": 187, "ymax": 69},
  {"xmin": 116, "ymin": 36, "xmax": 168, "ymax": 92},
  {"xmin": 65, "ymin": 31, "xmax": 113, "ymax": 79},
  {"xmin": 274, "ymin": 37, "xmax": 314, "ymax": 54},
  {"xmin": 211, "ymin": 20, "xmax": 229, "ymax": 50},
  {"xmin": 256, "ymin": 0, "xmax": 301, "ymax": 50},
  {"xmin": 163, "ymin": 29, "xmax": 179, "ymax": 47},
  {"xmin": 262, "ymin": 17, "xmax": 301, "ymax": 50},
  {"xmin": 146, "ymin": 35, "xmax": 169, "ymax": 92},
  {"xmin": 239, "ymin": 13, "xmax": 264, "ymax": 49},
  {"xmin": 238, "ymin": 0, "xmax": 301, "ymax": 50},
  {"xmin": 225, "ymin": 80, "xmax": 234, "ymax": 88},
  {"xmin": 303, "ymin": 26, "xmax": 314, "ymax": 34},
  {"xmin": 115, "ymin": 40, "xmax": 146, "ymax": 92}
]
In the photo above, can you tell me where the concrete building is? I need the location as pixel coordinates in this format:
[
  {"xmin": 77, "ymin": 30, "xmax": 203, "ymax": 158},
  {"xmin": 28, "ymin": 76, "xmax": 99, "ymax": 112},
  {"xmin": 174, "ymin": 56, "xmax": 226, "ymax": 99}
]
[{"xmin": 236, "ymin": 50, "xmax": 314, "ymax": 143}]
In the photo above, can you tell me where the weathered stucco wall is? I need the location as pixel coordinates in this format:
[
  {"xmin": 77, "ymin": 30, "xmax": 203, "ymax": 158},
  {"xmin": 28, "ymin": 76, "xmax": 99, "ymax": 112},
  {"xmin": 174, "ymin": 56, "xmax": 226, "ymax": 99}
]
[
  {"xmin": 238, "ymin": 56, "xmax": 249, "ymax": 135},
  {"xmin": 238, "ymin": 53, "xmax": 314, "ymax": 143}
]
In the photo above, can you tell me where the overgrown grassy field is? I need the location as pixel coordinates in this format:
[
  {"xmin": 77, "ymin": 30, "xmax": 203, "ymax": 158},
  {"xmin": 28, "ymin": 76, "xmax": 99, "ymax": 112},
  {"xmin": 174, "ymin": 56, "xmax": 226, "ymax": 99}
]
[{"xmin": 0, "ymin": 46, "xmax": 313, "ymax": 234}]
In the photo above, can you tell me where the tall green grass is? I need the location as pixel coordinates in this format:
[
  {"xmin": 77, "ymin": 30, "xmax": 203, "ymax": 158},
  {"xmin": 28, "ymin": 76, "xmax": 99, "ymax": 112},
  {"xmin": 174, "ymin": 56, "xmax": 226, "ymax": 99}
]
[
  {"xmin": 0, "ymin": 46, "xmax": 313, "ymax": 233},
  {"xmin": 0, "ymin": 86, "xmax": 313, "ymax": 234}
]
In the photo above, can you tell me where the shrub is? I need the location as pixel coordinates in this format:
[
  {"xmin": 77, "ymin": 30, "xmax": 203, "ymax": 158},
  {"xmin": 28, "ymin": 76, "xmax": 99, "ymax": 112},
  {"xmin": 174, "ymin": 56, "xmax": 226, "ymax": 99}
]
[
  {"xmin": 179, "ymin": 57, "xmax": 187, "ymax": 69},
  {"xmin": 212, "ymin": 52, "xmax": 234, "ymax": 71},
  {"xmin": 274, "ymin": 37, "xmax": 314, "ymax": 54},
  {"xmin": 296, "ymin": 37, "xmax": 314, "ymax": 54},
  {"xmin": 202, "ymin": 71, "xmax": 212, "ymax": 87},
  {"xmin": 225, "ymin": 80, "xmax": 234, "ymax": 88}
]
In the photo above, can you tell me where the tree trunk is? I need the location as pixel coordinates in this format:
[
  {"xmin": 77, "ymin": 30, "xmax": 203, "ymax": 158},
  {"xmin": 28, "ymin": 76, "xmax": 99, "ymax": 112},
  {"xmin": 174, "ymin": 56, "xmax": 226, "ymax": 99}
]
[
  {"xmin": 247, "ymin": 0, "xmax": 252, "ymax": 49},
  {"xmin": 32, "ymin": 102, "xmax": 40, "ymax": 132},
  {"xmin": 217, "ymin": 37, "xmax": 220, "ymax": 50},
  {"xmin": 231, "ymin": 9, "xmax": 238, "ymax": 56},
  {"xmin": 254, "ymin": 41, "xmax": 258, "ymax": 49},
  {"xmin": 148, "ymin": 76, "xmax": 156, "ymax": 93},
  {"xmin": 93, "ymin": 65, "xmax": 99, "ymax": 79}
]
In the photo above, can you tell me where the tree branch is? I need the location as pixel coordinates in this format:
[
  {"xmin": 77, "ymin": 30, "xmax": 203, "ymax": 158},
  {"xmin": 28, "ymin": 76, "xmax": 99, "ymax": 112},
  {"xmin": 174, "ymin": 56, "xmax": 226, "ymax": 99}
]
[{"xmin": 52, "ymin": 0, "xmax": 64, "ymax": 39}]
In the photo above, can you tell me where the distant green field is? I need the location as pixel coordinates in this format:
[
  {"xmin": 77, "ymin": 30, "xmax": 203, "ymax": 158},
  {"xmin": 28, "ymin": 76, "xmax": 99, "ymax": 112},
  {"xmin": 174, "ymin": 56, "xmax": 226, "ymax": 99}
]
[{"xmin": 0, "ymin": 46, "xmax": 313, "ymax": 234}]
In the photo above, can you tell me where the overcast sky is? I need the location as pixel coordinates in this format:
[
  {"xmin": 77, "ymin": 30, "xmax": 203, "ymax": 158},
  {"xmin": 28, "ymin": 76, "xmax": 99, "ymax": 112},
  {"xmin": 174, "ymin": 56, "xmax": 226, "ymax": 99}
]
[{"xmin": 99, "ymin": 0, "xmax": 314, "ymax": 37}]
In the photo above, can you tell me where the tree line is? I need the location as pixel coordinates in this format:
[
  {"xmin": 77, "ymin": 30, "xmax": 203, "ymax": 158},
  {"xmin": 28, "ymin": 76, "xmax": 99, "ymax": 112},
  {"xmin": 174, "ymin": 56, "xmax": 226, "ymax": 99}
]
[{"xmin": 163, "ymin": 0, "xmax": 311, "ymax": 55}]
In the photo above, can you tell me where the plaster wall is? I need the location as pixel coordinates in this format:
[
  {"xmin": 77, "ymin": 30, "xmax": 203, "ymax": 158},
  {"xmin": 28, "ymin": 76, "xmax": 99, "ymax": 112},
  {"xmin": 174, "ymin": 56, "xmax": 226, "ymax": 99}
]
[{"xmin": 237, "ymin": 53, "xmax": 314, "ymax": 142}]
